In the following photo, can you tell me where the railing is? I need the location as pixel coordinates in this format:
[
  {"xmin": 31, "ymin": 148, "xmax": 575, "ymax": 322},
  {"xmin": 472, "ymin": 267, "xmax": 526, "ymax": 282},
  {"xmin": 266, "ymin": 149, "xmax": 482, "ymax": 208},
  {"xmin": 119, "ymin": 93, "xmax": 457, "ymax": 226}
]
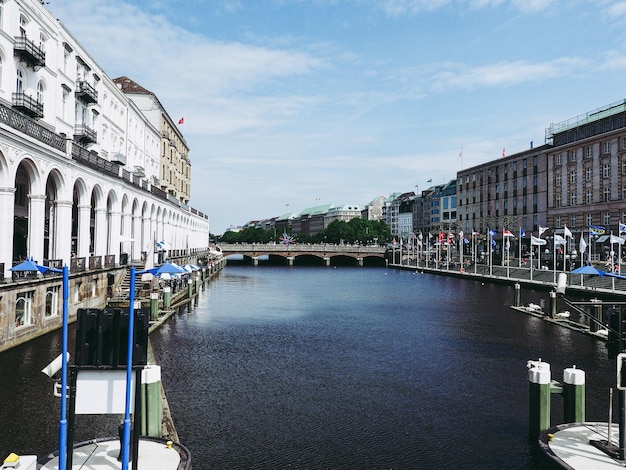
[
  {"xmin": 0, "ymin": 102, "xmax": 65, "ymax": 151},
  {"xmin": 14, "ymin": 36, "xmax": 45, "ymax": 68},
  {"xmin": 74, "ymin": 124, "xmax": 97, "ymax": 144},
  {"xmin": 75, "ymin": 81, "xmax": 98, "ymax": 104},
  {"xmin": 12, "ymin": 92, "xmax": 44, "ymax": 119}
]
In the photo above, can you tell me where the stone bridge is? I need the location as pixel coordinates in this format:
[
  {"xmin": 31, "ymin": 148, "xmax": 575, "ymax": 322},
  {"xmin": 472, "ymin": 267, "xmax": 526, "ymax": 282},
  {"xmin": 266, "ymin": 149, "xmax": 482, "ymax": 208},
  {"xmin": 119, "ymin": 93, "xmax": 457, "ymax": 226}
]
[{"xmin": 218, "ymin": 243, "xmax": 388, "ymax": 266}]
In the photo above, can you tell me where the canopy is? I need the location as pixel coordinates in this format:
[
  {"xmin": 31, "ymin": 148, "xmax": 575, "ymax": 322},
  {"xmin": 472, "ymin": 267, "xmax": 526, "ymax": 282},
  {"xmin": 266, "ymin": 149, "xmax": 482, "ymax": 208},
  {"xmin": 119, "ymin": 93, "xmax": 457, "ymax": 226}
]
[
  {"xmin": 571, "ymin": 265, "xmax": 604, "ymax": 276},
  {"xmin": 10, "ymin": 257, "xmax": 53, "ymax": 274},
  {"xmin": 145, "ymin": 262, "xmax": 186, "ymax": 277}
]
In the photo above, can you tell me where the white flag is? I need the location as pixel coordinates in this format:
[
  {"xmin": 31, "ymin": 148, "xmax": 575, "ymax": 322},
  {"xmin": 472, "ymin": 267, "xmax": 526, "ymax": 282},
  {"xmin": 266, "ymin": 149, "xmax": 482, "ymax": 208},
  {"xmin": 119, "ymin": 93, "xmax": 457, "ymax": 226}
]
[
  {"xmin": 579, "ymin": 235, "xmax": 587, "ymax": 254},
  {"xmin": 531, "ymin": 235, "xmax": 547, "ymax": 246},
  {"xmin": 610, "ymin": 234, "xmax": 625, "ymax": 245},
  {"xmin": 554, "ymin": 234, "xmax": 566, "ymax": 246},
  {"xmin": 538, "ymin": 226, "xmax": 549, "ymax": 237},
  {"xmin": 564, "ymin": 225, "xmax": 572, "ymax": 238}
]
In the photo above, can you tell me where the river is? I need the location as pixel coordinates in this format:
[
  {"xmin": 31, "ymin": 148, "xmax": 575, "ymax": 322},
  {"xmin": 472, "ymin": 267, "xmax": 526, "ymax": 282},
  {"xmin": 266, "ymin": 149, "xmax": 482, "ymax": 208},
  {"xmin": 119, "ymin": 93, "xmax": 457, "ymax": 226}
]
[{"xmin": 0, "ymin": 266, "xmax": 617, "ymax": 469}]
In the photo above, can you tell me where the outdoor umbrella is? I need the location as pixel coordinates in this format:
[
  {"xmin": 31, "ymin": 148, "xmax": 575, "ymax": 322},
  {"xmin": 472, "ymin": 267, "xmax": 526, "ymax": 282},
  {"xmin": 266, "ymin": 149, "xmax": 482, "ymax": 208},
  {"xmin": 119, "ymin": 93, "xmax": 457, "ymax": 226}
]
[
  {"xmin": 10, "ymin": 257, "xmax": 53, "ymax": 274},
  {"xmin": 145, "ymin": 262, "xmax": 186, "ymax": 277},
  {"xmin": 571, "ymin": 264, "xmax": 604, "ymax": 287}
]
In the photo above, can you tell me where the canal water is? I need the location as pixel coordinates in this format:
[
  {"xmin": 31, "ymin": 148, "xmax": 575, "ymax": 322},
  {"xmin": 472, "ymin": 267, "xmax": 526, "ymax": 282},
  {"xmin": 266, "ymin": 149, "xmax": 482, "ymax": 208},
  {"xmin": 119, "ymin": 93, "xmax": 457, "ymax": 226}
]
[{"xmin": 0, "ymin": 266, "xmax": 617, "ymax": 468}]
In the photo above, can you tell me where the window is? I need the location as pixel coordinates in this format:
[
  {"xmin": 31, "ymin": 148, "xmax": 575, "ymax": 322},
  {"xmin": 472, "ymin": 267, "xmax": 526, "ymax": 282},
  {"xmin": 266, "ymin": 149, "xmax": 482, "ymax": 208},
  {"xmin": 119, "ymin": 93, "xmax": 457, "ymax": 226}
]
[
  {"xmin": 622, "ymin": 137, "xmax": 626, "ymax": 151},
  {"xmin": 604, "ymin": 211, "xmax": 611, "ymax": 226},
  {"xmin": 570, "ymin": 193, "xmax": 577, "ymax": 206},
  {"xmin": 556, "ymin": 194, "xmax": 562, "ymax": 207},
  {"xmin": 603, "ymin": 162, "xmax": 611, "ymax": 179},
  {"xmin": 15, "ymin": 291, "xmax": 33, "ymax": 327},
  {"xmin": 586, "ymin": 167, "xmax": 593, "ymax": 181},
  {"xmin": 570, "ymin": 150, "xmax": 577, "ymax": 162},
  {"xmin": 604, "ymin": 186, "xmax": 611, "ymax": 202},
  {"xmin": 586, "ymin": 189, "xmax": 593, "ymax": 204},
  {"xmin": 36, "ymin": 80, "xmax": 44, "ymax": 104},
  {"xmin": 586, "ymin": 145, "xmax": 593, "ymax": 159},
  {"xmin": 555, "ymin": 173, "xmax": 561, "ymax": 186},
  {"xmin": 569, "ymin": 171, "xmax": 576, "ymax": 184},
  {"xmin": 623, "ymin": 184, "xmax": 626, "ymax": 200},
  {"xmin": 586, "ymin": 213, "xmax": 593, "ymax": 227},
  {"xmin": 571, "ymin": 215, "xmax": 576, "ymax": 227},
  {"xmin": 16, "ymin": 68, "xmax": 23, "ymax": 93},
  {"xmin": 623, "ymin": 160, "xmax": 626, "ymax": 175},
  {"xmin": 45, "ymin": 286, "xmax": 59, "ymax": 318},
  {"xmin": 556, "ymin": 216, "xmax": 561, "ymax": 228},
  {"xmin": 604, "ymin": 141, "xmax": 611, "ymax": 154},
  {"xmin": 555, "ymin": 154, "xmax": 562, "ymax": 166}
]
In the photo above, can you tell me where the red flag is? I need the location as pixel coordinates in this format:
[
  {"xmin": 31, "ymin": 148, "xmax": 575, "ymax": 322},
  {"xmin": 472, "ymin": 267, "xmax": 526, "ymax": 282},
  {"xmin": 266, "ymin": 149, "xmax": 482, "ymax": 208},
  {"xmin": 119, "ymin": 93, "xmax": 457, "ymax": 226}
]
[
  {"xmin": 502, "ymin": 148, "xmax": 506, "ymax": 158},
  {"xmin": 178, "ymin": 117, "xmax": 184, "ymax": 125}
]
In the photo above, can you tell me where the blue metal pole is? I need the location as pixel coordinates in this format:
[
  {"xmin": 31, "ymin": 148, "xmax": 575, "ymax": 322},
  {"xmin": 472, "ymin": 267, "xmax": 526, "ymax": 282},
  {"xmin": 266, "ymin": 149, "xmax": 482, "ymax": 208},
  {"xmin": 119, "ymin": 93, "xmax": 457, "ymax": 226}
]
[
  {"xmin": 59, "ymin": 265, "xmax": 69, "ymax": 470},
  {"xmin": 122, "ymin": 266, "xmax": 136, "ymax": 470}
]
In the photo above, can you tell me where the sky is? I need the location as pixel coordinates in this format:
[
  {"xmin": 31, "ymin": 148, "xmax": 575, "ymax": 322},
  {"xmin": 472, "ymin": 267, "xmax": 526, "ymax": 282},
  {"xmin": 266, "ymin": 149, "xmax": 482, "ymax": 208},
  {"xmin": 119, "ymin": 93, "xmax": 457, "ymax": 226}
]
[{"xmin": 47, "ymin": 0, "xmax": 626, "ymax": 234}]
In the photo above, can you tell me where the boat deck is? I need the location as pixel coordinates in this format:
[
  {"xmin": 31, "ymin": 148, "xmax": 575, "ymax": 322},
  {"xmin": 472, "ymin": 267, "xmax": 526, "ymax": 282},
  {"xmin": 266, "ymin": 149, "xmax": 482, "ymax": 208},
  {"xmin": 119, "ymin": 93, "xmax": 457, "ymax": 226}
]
[
  {"xmin": 38, "ymin": 437, "xmax": 190, "ymax": 469},
  {"xmin": 540, "ymin": 422, "xmax": 626, "ymax": 469}
]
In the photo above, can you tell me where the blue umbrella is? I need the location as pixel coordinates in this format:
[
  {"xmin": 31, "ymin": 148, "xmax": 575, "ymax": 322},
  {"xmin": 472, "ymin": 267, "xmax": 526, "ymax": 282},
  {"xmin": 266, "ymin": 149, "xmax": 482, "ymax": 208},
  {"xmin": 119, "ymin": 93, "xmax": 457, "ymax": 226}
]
[
  {"xmin": 571, "ymin": 265, "xmax": 604, "ymax": 275},
  {"xmin": 10, "ymin": 257, "xmax": 54, "ymax": 274},
  {"xmin": 141, "ymin": 261, "xmax": 186, "ymax": 277}
]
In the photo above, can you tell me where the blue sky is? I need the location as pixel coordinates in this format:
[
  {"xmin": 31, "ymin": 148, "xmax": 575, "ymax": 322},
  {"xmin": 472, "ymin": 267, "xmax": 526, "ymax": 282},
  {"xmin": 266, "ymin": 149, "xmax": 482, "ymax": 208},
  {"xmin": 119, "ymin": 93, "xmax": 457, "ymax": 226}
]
[{"xmin": 48, "ymin": 0, "xmax": 626, "ymax": 234}]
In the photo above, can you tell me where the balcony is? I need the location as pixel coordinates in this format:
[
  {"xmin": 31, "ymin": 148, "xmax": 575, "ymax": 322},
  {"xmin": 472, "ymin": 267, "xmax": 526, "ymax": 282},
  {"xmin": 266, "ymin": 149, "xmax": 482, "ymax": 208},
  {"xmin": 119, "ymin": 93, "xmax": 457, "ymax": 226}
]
[
  {"xmin": 14, "ymin": 36, "xmax": 45, "ymax": 69},
  {"xmin": 110, "ymin": 152, "xmax": 126, "ymax": 165},
  {"xmin": 74, "ymin": 124, "xmax": 97, "ymax": 145},
  {"xmin": 0, "ymin": 102, "xmax": 65, "ymax": 151},
  {"xmin": 12, "ymin": 92, "xmax": 43, "ymax": 119},
  {"xmin": 75, "ymin": 81, "xmax": 98, "ymax": 104}
]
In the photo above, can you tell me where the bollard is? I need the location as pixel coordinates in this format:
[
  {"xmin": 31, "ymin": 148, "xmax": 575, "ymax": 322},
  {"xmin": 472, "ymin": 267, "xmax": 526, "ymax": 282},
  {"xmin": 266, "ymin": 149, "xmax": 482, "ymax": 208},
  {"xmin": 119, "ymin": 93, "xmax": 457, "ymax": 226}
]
[
  {"xmin": 163, "ymin": 286, "xmax": 171, "ymax": 309},
  {"xmin": 187, "ymin": 279, "xmax": 193, "ymax": 299},
  {"xmin": 549, "ymin": 291, "xmax": 557, "ymax": 318},
  {"xmin": 141, "ymin": 365, "xmax": 163, "ymax": 438},
  {"xmin": 590, "ymin": 298, "xmax": 601, "ymax": 333},
  {"xmin": 514, "ymin": 283, "xmax": 521, "ymax": 307},
  {"xmin": 563, "ymin": 366, "xmax": 585, "ymax": 423},
  {"xmin": 150, "ymin": 292, "xmax": 159, "ymax": 321},
  {"xmin": 528, "ymin": 359, "xmax": 552, "ymax": 437}
]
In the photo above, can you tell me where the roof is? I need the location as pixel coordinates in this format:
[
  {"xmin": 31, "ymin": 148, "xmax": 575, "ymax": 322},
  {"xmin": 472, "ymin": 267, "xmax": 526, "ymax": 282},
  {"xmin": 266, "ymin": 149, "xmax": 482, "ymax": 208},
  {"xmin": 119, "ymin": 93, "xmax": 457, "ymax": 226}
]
[
  {"xmin": 298, "ymin": 204, "xmax": 333, "ymax": 216},
  {"xmin": 113, "ymin": 76, "xmax": 152, "ymax": 94}
]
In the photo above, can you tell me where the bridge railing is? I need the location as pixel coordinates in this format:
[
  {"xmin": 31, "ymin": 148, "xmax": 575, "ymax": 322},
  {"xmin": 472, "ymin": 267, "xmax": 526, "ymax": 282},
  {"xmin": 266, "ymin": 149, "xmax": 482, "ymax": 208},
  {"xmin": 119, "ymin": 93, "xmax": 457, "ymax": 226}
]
[{"xmin": 219, "ymin": 243, "xmax": 386, "ymax": 254}]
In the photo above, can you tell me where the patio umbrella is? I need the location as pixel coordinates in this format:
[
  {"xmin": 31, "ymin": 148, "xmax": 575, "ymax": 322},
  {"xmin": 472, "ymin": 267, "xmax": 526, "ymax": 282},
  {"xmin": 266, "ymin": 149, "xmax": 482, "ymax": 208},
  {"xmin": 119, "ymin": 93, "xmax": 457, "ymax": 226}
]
[
  {"xmin": 571, "ymin": 265, "xmax": 604, "ymax": 275},
  {"xmin": 143, "ymin": 262, "xmax": 186, "ymax": 277},
  {"xmin": 10, "ymin": 257, "xmax": 54, "ymax": 274},
  {"xmin": 571, "ymin": 264, "xmax": 604, "ymax": 287}
]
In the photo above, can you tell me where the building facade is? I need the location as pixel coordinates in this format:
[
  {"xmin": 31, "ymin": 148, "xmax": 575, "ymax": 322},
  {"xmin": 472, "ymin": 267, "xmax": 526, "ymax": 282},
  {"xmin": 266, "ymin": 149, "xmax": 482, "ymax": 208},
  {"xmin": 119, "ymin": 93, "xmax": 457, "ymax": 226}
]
[{"xmin": 0, "ymin": 0, "xmax": 210, "ymax": 351}]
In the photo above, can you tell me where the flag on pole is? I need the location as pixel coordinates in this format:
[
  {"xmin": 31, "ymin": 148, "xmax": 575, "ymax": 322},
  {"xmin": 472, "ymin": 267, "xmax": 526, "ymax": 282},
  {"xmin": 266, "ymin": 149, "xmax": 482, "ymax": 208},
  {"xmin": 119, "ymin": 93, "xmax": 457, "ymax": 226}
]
[
  {"xmin": 563, "ymin": 225, "xmax": 572, "ymax": 238},
  {"xmin": 579, "ymin": 235, "xmax": 587, "ymax": 254},
  {"xmin": 488, "ymin": 229, "xmax": 497, "ymax": 237},
  {"xmin": 531, "ymin": 235, "xmax": 547, "ymax": 246},
  {"xmin": 520, "ymin": 228, "xmax": 526, "ymax": 238},
  {"xmin": 538, "ymin": 226, "xmax": 549, "ymax": 237},
  {"xmin": 620, "ymin": 223, "xmax": 626, "ymax": 235},
  {"xmin": 554, "ymin": 234, "xmax": 566, "ymax": 246},
  {"xmin": 503, "ymin": 229, "xmax": 514, "ymax": 237},
  {"xmin": 502, "ymin": 148, "xmax": 506, "ymax": 158},
  {"xmin": 610, "ymin": 234, "xmax": 625, "ymax": 245},
  {"xmin": 589, "ymin": 225, "xmax": 606, "ymax": 235},
  {"xmin": 178, "ymin": 117, "xmax": 185, "ymax": 124}
]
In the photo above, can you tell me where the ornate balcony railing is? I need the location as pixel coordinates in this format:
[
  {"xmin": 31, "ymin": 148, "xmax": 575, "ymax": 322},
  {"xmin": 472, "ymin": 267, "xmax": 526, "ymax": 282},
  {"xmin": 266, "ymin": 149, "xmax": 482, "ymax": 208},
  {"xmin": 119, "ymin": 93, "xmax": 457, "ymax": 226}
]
[
  {"xmin": 12, "ymin": 92, "xmax": 43, "ymax": 119},
  {"xmin": 75, "ymin": 81, "xmax": 98, "ymax": 104},
  {"xmin": 74, "ymin": 124, "xmax": 97, "ymax": 145},
  {"xmin": 14, "ymin": 36, "xmax": 45, "ymax": 69},
  {"xmin": 0, "ymin": 102, "xmax": 65, "ymax": 151}
]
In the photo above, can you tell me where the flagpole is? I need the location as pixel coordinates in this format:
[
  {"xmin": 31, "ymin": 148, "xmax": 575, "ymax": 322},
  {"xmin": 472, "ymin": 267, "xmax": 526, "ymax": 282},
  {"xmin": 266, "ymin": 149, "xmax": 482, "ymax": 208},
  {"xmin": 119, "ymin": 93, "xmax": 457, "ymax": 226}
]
[
  {"xmin": 553, "ymin": 236, "xmax": 557, "ymax": 285},
  {"xmin": 530, "ymin": 242, "xmax": 534, "ymax": 281},
  {"xmin": 519, "ymin": 228, "xmax": 522, "ymax": 268},
  {"xmin": 473, "ymin": 233, "xmax": 477, "ymax": 275}
]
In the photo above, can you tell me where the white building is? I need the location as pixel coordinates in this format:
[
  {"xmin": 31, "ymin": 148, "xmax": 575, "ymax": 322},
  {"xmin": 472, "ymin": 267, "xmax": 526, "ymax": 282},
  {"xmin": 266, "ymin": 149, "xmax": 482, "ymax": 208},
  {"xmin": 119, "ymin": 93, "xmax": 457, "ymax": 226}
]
[{"xmin": 0, "ymin": 0, "xmax": 210, "ymax": 351}]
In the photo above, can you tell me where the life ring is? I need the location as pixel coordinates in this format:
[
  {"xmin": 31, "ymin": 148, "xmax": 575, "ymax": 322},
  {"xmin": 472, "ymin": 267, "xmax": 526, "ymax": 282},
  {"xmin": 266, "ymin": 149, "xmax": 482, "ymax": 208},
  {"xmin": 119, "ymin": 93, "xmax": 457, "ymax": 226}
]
[{"xmin": 460, "ymin": 267, "xmax": 465, "ymax": 274}]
